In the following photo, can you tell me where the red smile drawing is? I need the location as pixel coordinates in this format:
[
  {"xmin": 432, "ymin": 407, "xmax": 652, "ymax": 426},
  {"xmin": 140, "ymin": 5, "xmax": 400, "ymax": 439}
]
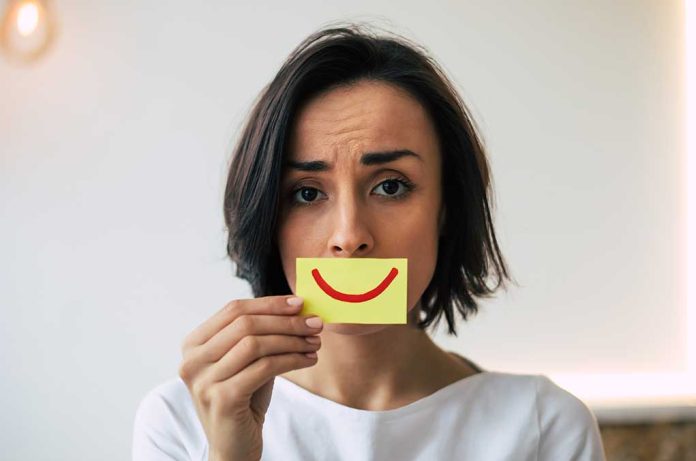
[{"xmin": 311, "ymin": 267, "xmax": 399, "ymax": 303}]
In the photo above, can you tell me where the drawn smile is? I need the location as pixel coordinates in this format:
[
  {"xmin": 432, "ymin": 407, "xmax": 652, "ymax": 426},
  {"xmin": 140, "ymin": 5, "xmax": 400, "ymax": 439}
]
[{"xmin": 311, "ymin": 267, "xmax": 399, "ymax": 303}]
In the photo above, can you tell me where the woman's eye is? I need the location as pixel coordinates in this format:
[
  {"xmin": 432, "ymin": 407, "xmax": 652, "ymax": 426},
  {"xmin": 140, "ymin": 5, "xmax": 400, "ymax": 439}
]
[
  {"xmin": 292, "ymin": 187, "xmax": 324, "ymax": 204},
  {"xmin": 290, "ymin": 178, "xmax": 414, "ymax": 206},
  {"xmin": 372, "ymin": 179, "xmax": 411, "ymax": 197}
]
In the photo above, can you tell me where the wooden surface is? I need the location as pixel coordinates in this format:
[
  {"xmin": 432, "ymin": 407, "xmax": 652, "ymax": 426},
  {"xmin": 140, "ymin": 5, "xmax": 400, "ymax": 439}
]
[{"xmin": 599, "ymin": 421, "xmax": 696, "ymax": 461}]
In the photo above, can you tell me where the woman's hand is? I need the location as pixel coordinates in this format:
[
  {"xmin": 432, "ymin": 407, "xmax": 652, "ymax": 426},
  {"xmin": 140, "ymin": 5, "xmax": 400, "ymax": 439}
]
[{"xmin": 178, "ymin": 295, "xmax": 323, "ymax": 461}]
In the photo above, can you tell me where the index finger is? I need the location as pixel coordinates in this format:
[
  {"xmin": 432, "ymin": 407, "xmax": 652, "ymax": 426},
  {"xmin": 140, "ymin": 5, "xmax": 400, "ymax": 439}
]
[{"xmin": 183, "ymin": 295, "xmax": 303, "ymax": 349}]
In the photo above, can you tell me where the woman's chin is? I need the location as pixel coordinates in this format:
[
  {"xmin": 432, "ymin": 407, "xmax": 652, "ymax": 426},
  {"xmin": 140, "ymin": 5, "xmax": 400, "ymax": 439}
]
[
  {"xmin": 323, "ymin": 323, "xmax": 388, "ymax": 336},
  {"xmin": 321, "ymin": 305, "xmax": 421, "ymax": 336}
]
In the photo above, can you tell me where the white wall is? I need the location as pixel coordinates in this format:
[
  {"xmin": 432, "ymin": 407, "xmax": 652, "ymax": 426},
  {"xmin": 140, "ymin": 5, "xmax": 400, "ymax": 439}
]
[{"xmin": 0, "ymin": 1, "xmax": 685, "ymax": 459}]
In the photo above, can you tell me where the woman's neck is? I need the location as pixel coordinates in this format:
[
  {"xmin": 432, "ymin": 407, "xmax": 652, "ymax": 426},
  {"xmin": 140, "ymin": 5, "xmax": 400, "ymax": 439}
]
[{"xmin": 279, "ymin": 307, "xmax": 479, "ymax": 411}]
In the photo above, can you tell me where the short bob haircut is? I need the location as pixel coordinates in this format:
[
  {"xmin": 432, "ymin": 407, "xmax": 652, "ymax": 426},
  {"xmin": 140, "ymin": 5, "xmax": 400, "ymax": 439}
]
[{"xmin": 224, "ymin": 22, "xmax": 515, "ymax": 336}]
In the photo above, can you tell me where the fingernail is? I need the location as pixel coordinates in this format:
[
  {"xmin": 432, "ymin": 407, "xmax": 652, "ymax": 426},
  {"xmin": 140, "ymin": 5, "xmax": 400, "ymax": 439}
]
[
  {"xmin": 305, "ymin": 335, "xmax": 321, "ymax": 344},
  {"xmin": 287, "ymin": 296, "xmax": 303, "ymax": 307},
  {"xmin": 305, "ymin": 316, "xmax": 323, "ymax": 329}
]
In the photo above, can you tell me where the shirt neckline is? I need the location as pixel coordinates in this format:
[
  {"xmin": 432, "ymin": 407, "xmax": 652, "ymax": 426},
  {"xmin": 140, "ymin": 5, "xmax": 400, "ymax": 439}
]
[{"xmin": 273, "ymin": 370, "xmax": 492, "ymax": 422}]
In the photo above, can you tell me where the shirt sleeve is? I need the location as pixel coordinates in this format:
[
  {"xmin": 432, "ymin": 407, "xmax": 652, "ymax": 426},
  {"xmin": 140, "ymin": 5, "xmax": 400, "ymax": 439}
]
[
  {"xmin": 535, "ymin": 375, "xmax": 607, "ymax": 461},
  {"xmin": 132, "ymin": 387, "xmax": 204, "ymax": 461}
]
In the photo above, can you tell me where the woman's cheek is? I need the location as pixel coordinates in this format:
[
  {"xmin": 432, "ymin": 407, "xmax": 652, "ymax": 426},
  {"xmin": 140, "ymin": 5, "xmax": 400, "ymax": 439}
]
[
  {"xmin": 278, "ymin": 218, "xmax": 317, "ymax": 292},
  {"xmin": 407, "ymin": 237, "xmax": 438, "ymax": 310}
]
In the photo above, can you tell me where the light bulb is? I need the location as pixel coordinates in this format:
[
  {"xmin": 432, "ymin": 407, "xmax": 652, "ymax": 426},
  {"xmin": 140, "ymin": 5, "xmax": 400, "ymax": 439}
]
[
  {"xmin": 0, "ymin": 0, "xmax": 57, "ymax": 63},
  {"xmin": 17, "ymin": 2, "xmax": 39, "ymax": 36}
]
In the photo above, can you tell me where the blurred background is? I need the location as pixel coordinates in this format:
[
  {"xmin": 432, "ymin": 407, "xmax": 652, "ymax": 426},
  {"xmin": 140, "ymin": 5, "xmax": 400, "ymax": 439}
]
[{"xmin": 1, "ymin": 0, "xmax": 693, "ymax": 459}]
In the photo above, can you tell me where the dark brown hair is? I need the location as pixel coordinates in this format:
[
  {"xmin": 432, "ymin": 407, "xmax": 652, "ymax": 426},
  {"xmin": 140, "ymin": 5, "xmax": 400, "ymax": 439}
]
[{"xmin": 224, "ymin": 22, "xmax": 515, "ymax": 336}]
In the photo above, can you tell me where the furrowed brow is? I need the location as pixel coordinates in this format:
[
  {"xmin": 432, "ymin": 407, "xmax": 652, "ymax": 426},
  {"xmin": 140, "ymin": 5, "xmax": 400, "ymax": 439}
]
[{"xmin": 284, "ymin": 149, "xmax": 421, "ymax": 171}]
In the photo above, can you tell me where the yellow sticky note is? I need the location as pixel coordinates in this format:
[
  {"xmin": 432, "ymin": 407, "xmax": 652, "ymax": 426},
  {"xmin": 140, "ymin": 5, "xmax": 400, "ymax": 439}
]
[{"xmin": 296, "ymin": 258, "xmax": 408, "ymax": 324}]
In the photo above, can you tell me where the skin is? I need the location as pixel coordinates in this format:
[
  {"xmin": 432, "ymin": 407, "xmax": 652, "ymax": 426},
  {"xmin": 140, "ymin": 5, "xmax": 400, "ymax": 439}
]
[{"xmin": 276, "ymin": 79, "xmax": 480, "ymax": 411}]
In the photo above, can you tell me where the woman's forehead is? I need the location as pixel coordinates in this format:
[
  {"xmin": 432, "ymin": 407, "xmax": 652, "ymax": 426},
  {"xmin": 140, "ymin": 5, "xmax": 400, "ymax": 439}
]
[{"xmin": 287, "ymin": 81, "xmax": 439, "ymax": 166}]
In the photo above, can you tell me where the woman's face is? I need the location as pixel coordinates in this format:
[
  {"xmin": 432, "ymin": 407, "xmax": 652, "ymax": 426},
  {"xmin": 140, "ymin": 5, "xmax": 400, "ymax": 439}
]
[{"xmin": 277, "ymin": 80, "xmax": 443, "ymax": 335}]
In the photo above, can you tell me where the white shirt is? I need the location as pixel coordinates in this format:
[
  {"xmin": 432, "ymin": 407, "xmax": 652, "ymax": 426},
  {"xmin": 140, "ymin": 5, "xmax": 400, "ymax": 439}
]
[{"xmin": 133, "ymin": 369, "xmax": 606, "ymax": 461}]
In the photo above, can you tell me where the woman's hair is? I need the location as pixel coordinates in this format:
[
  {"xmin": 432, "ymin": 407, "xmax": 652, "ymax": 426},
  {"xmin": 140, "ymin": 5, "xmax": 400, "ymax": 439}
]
[{"xmin": 224, "ymin": 22, "xmax": 515, "ymax": 336}]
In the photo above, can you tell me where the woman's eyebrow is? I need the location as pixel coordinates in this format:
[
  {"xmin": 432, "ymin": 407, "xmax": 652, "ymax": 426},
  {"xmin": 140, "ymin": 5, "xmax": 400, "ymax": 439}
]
[{"xmin": 283, "ymin": 149, "xmax": 422, "ymax": 172}]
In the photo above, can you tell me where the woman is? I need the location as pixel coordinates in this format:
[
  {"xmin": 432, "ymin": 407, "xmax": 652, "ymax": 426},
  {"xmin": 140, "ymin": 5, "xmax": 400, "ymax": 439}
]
[{"xmin": 133, "ymin": 23, "xmax": 606, "ymax": 461}]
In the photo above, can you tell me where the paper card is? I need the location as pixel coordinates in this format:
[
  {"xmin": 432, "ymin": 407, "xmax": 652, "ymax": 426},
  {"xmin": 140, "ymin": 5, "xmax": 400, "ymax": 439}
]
[{"xmin": 295, "ymin": 257, "xmax": 408, "ymax": 324}]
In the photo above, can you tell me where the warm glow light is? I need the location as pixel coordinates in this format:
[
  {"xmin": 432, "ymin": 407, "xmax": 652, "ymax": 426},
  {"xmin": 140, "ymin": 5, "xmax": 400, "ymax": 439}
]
[
  {"xmin": 686, "ymin": 0, "xmax": 696, "ymax": 388},
  {"xmin": 0, "ymin": 0, "xmax": 57, "ymax": 63},
  {"xmin": 16, "ymin": 2, "xmax": 39, "ymax": 37}
]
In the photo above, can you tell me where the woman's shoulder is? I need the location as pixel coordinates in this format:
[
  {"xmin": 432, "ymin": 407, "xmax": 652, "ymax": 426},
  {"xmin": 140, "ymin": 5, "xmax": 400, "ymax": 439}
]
[
  {"xmin": 478, "ymin": 370, "xmax": 599, "ymax": 424},
  {"xmin": 522, "ymin": 372, "xmax": 605, "ymax": 460},
  {"xmin": 132, "ymin": 377, "xmax": 207, "ymax": 461},
  {"xmin": 530, "ymin": 374, "xmax": 601, "ymax": 430},
  {"xmin": 469, "ymin": 371, "xmax": 605, "ymax": 459},
  {"xmin": 135, "ymin": 376, "xmax": 195, "ymax": 425},
  {"xmin": 140, "ymin": 375, "xmax": 191, "ymax": 402}
]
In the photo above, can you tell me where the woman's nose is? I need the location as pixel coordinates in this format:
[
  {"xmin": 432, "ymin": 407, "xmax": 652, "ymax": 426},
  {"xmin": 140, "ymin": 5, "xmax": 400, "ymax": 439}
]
[{"xmin": 327, "ymin": 197, "xmax": 374, "ymax": 257}]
